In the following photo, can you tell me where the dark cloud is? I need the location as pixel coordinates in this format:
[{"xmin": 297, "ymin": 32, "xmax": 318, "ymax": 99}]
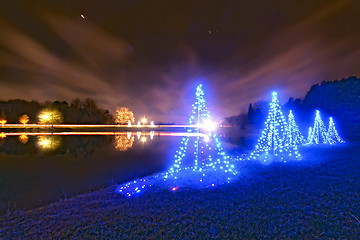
[{"xmin": 0, "ymin": 0, "xmax": 360, "ymax": 123}]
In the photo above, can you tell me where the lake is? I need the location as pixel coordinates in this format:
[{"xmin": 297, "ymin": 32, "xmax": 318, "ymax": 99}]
[{"xmin": 0, "ymin": 131, "xmax": 252, "ymax": 212}]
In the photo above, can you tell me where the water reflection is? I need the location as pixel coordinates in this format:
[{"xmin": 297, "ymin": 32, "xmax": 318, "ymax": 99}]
[
  {"xmin": 114, "ymin": 135, "xmax": 135, "ymax": 151},
  {"xmin": 37, "ymin": 135, "xmax": 62, "ymax": 150},
  {"xmin": 18, "ymin": 133, "xmax": 29, "ymax": 144},
  {"xmin": 0, "ymin": 131, "xmax": 208, "ymax": 156}
]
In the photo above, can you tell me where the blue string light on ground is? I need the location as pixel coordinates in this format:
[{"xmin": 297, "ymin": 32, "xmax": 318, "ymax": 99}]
[
  {"xmin": 249, "ymin": 92, "xmax": 301, "ymax": 162},
  {"xmin": 284, "ymin": 110, "xmax": 306, "ymax": 146},
  {"xmin": 117, "ymin": 84, "xmax": 236, "ymax": 196}
]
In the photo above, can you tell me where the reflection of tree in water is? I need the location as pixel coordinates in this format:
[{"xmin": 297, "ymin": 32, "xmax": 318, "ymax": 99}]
[
  {"xmin": 1, "ymin": 135, "xmax": 112, "ymax": 157},
  {"xmin": 18, "ymin": 134, "xmax": 29, "ymax": 144},
  {"xmin": 37, "ymin": 136, "xmax": 62, "ymax": 151},
  {"xmin": 114, "ymin": 135, "xmax": 134, "ymax": 152}
]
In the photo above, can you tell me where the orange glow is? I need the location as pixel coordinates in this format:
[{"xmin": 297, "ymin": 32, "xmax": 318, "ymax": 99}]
[
  {"xmin": 0, "ymin": 132, "xmax": 6, "ymax": 138},
  {"xmin": 114, "ymin": 135, "xmax": 135, "ymax": 151},
  {"xmin": 171, "ymin": 187, "xmax": 179, "ymax": 191},
  {"xmin": 19, "ymin": 133, "xmax": 29, "ymax": 144},
  {"xmin": 19, "ymin": 114, "xmax": 29, "ymax": 126},
  {"xmin": 0, "ymin": 120, "xmax": 7, "ymax": 127}
]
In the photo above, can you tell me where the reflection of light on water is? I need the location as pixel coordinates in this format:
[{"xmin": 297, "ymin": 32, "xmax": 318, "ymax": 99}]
[
  {"xmin": 127, "ymin": 132, "xmax": 131, "ymax": 139},
  {"xmin": 0, "ymin": 132, "xmax": 6, "ymax": 138},
  {"xmin": 141, "ymin": 136, "xmax": 147, "ymax": 143},
  {"xmin": 114, "ymin": 135, "xmax": 135, "ymax": 151},
  {"xmin": 137, "ymin": 132, "xmax": 141, "ymax": 139},
  {"xmin": 37, "ymin": 136, "xmax": 61, "ymax": 150},
  {"xmin": 150, "ymin": 131, "xmax": 155, "ymax": 140},
  {"xmin": 19, "ymin": 133, "xmax": 29, "ymax": 144}
]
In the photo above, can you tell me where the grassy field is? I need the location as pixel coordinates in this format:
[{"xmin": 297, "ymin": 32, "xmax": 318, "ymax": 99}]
[{"xmin": 0, "ymin": 143, "xmax": 359, "ymax": 239}]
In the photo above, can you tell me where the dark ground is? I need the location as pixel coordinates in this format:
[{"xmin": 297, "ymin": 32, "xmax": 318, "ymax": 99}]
[{"xmin": 0, "ymin": 143, "xmax": 359, "ymax": 239}]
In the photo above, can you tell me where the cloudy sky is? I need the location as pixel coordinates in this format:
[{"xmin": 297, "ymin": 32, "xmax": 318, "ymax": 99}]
[{"xmin": 0, "ymin": 0, "xmax": 360, "ymax": 123}]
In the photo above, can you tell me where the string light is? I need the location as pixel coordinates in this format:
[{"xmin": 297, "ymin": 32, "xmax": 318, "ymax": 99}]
[
  {"xmin": 307, "ymin": 110, "xmax": 327, "ymax": 145},
  {"xmin": 117, "ymin": 84, "xmax": 236, "ymax": 196},
  {"xmin": 249, "ymin": 92, "xmax": 301, "ymax": 162},
  {"xmin": 284, "ymin": 110, "xmax": 305, "ymax": 146},
  {"xmin": 326, "ymin": 117, "xmax": 344, "ymax": 144}
]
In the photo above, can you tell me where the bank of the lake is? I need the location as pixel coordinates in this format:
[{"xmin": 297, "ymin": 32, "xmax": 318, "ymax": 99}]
[{"xmin": 1, "ymin": 143, "xmax": 359, "ymax": 239}]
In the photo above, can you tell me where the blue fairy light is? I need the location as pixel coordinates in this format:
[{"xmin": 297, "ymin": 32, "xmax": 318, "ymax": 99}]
[{"xmin": 249, "ymin": 91, "xmax": 301, "ymax": 162}]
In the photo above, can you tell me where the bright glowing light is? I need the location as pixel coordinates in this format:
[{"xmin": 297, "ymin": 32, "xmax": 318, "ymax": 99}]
[
  {"xmin": 137, "ymin": 121, "xmax": 141, "ymax": 127},
  {"xmin": 19, "ymin": 133, "xmax": 28, "ymax": 144},
  {"xmin": 38, "ymin": 109, "xmax": 63, "ymax": 124},
  {"xmin": 171, "ymin": 187, "xmax": 178, "ymax": 191},
  {"xmin": 114, "ymin": 135, "xmax": 134, "ymax": 151},
  {"xmin": 117, "ymin": 84, "xmax": 237, "ymax": 197},
  {"xmin": 141, "ymin": 117, "xmax": 147, "ymax": 124},
  {"xmin": 19, "ymin": 114, "xmax": 29, "ymax": 126},
  {"xmin": 150, "ymin": 121, "xmax": 155, "ymax": 127},
  {"xmin": 0, "ymin": 120, "xmax": 7, "ymax": 127},
  {"xmin": 141, "ymin": 136, "xmax": 147, "ymax": 143},
  {"xmin": 136, "ymin": 131, "xmax": 141, "ymax": 139},
  {"xmin": 127, "ymin": 121, "xmax": 131, "ymax": 127},
  {"xmin": 127, "ymin": 132, "xmax": 132, "ymax": 139},
  {"xmin": 199, "ymin": 119, "xmax": 217, "ymax": 132},
  {"xmin": 249, "ymin": 92, "xmax": 301, "ymax": 162},
  {"xmin": 115, "ymin": 107, "xmax": 135, "ymax": 125},
  {"xmin": 0, "ymin": 132, "xmax": 6, "ymax": 138},
  {"xmin": 37, "ymin": 136, "xmax": 61, "ymax": 150},
  {"xmin": 326, "ymin": 117, "xmax": 344, "ymax": 144}
]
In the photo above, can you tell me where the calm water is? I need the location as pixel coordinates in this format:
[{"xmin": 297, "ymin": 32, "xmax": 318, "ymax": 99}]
[{"xmin": 0, "ymin": 131, "xmax": 250, "ymax": 212}]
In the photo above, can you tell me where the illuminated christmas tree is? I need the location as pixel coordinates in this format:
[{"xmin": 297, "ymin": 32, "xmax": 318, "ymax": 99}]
[
  {"xmin": 284, "ymin": 110, "xmax": 305, "ymax": 146},
  {"xmin": 307, "ymin": 110, "xmax": 327, "ymax": 145},
  {"xmin": 163, "ymin": 84, "xmax": 235, "ymax": 188},
  {"xmin": 249, "ymin": 92, "xmax": 301, "ymax": 162},
  {"xmin": 118, "ymin": 84, "xmax": 236, "ymax": 196},
  {"xmin": 326, "ymin": 117, "xmax": 344, "ymax": 144}
]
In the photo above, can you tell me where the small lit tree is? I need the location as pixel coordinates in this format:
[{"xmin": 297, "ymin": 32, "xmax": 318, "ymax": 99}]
[
  {"xmin": 249, "ymin": 92, "xmax": 301, "ymax": 162},
  {"xmin": 19, "ymin": 114, "xmax": 29, "ymax": 126},
  {"xmin": 115, "ymin": 107, "xmax": 135, "ymax": 125},
  {"xmin": 0, "ymin": 119, "xmax": 6, "ymax": 127},
  {"xmin": 307, "ymin": 110, "xmax": 327, "ymax": 144},
  {"xmin": 38, "ymin": 108, "xmax": 63, "ymax": 124},
  {"xmin": 283, "ymin": 110, "xmax": 305, "ymax": 146},
  {"xmin": 326, "ymin": 117, "xmax": 344, "ymax": 144}
]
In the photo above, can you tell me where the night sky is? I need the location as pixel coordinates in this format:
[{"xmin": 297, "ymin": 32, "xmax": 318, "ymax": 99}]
[{"xmin": 1, "ymin": 0, "xmax": 360, "ymax": 123}]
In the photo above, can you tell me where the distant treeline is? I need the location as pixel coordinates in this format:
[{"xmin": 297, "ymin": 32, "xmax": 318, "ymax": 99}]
[
  {"xmin": 0, "ymin": 98, "xmax": 113, "ymax": 124},
  {"xmin": 224, "ymin": 76, "xmax": 360, "ymax": 140}
]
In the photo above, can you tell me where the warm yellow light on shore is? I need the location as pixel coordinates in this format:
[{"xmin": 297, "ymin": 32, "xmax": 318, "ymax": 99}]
[
  {"xmin": 0, "ymin": 120, "xmax": 7, "ymax": 127},
  {"xmin": 141, "ymin": 117, "xmax": 147, "ymax": 124},
  {"xmin": 0, "ymin": 132, "xmax": 6, "ymax": 138},
  {"xmin": 19, "ymin": 114, "xmax": 29, "ymax": 126},
  {"xmin": 38, "ymin": 109, "xmax": 63, "ymax": 124}
]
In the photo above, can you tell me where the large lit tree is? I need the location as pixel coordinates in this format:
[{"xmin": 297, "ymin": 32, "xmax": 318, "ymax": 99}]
[
  {"xmin": 326, "ymin": 117, "xmax": 344, "ymax": 144},
  {"xmin": 118, "ymin": 84, "xmax": 236, "ymax": 196},
  {"xmin": 115, "ymin": 107, "xmax": 135, "ymax": 125},
  {"xmin": 283, "ymin": 110, "xmax": 305, "ymax": 146},
  {"xmin": 307, "ymin": 110, "xmax": 327, "ymax": 145},
  {"xmin": 249, "ymin": 92, "xmax": 301, "ymax": 162}
]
